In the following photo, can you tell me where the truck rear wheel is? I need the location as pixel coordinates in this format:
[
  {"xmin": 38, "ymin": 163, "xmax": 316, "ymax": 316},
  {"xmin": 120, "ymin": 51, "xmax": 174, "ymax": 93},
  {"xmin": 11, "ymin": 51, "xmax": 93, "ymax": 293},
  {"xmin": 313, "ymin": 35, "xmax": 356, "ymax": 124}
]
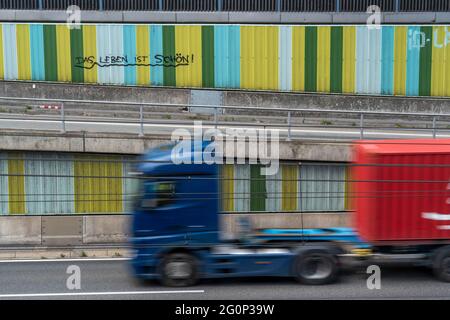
[
  {"xmin": 159, "ymin": 253, "xmax": 199, "ymax": 287},
  {"xmin": 293, "ymin": 249, "xmax": 339, "ymax": 285},
  {"xmin": 433, "ymin": 246, "xmax": 450, "ymax": 282}
]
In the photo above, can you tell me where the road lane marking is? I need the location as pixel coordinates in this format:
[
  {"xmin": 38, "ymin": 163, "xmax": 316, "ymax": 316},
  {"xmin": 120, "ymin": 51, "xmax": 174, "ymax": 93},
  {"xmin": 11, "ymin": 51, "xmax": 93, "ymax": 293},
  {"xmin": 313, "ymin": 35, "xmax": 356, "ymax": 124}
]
[
  {"xmin": 0, "ymin": 258, "xmax": 130, "ymax": 263},
  {"xmin": 0, "ymin": 290, "xmax": 205, "ymax": 298}
]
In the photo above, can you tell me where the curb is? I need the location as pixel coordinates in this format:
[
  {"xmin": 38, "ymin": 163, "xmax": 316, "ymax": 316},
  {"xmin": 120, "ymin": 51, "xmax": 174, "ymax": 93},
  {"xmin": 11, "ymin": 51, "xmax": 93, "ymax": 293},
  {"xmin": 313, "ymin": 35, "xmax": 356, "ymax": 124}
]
[{"xmin": 0, "ymin": 247, "xmax": 132, "ymax": 260}]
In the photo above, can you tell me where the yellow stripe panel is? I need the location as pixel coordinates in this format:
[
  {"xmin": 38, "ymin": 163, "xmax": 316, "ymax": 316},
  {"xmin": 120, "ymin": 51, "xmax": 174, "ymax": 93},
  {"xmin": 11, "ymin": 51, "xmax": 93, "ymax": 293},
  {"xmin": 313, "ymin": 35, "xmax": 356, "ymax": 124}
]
[
  {"xmin": 316, "ymin": 26, "xmax": 331, "ymax": 92},
  {"xmin": 8, "ymin": 154, "xmax": 25, "ymax": 214},
  {"xmin": 175, "ymin": 25, "xmax": 202, "ymax": 87},
  {"xmin": 136, "ymin": 25, "xmax": 150, "ymax": 85},
  {"xmin": 0, "ymin": 25, "xmax": 4, "ymax": 79},
  {"xmin": 342, "ymin": 26, "xmax": 356, "ymax": 93},
  {"xmin": 292, "ymin": 26, "xmax": 305, "ymax": 91},
  {"xmin": 393, "ymin": 26, "xmax": 407, "ymax": 95},
  {"xmin": 221, "ymin": 164, "xmax": 234, "ymax": 212},
  {"xmin": 240, "ymin": 26, "xmax": 255, "ymax": 89},
  {"xmin": 16, "ymin": 24, "xmax": 31, "ymax": 80},
  {"xmin": 83, "ymin": 25, "xmax": 97, "ymax": 83},
  {"xmin": 282, "ymin": 165, "xmax": 297, "ymax": 211},
  {"xmin": 241, "ymin": 26, "xmax": 278, "ymax": 90},
  {"xmin": 74, "ymin": 155, "xmax": 123, "ymax": 213},
  {"xmin": 431, "ymin": 26, "xmax": 446, "ymax": 97},
  {"xmin": 56, "ymin": 25, "xmax": 72, "ymax": 82}
]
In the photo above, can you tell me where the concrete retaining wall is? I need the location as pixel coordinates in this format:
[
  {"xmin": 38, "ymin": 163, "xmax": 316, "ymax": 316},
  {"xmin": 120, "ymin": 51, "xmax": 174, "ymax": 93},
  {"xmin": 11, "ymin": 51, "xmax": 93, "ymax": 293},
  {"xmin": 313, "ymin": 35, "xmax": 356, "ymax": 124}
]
[
  {"xmin": 0, "ymin": 212, "xmax": 349, "ymax": 246},
  {"xmin": 1, "ymin": 10, "xmax": 449, "ymax": 24},
  {"xmin": 1, "ymin": 81, "xmax": 450, "ymax": 114}
]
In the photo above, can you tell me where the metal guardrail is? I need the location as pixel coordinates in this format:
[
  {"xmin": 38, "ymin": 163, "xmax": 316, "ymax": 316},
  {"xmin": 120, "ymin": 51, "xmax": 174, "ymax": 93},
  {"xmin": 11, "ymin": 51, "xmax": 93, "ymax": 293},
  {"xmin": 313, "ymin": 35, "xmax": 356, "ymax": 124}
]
[
  {"xmin": 0, "ymin": 96, "xmax": 449, "ymax": 141},
  {"xmin": 1, "ymin": 0, "xmax": 449, "ymax": 12}
]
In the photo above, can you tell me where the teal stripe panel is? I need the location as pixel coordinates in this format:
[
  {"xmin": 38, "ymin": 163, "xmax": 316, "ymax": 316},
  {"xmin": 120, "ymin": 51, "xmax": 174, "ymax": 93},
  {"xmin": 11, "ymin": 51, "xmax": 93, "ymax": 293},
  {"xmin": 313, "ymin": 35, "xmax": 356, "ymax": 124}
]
[
  {"xmin": 150, "ymin": 25, "xmax": 163, "ymax": 85},
  {"xmin": 381, "ymin": 26, "xmax": 394, "ymax": 95},
  {"xmin": 406, "ymin": 26, "xmax": 420, "ymax": 96},
  {"xmin": 214, "ymin": 25, "xmax": 240, "ymax": 88},
  {"xmin": 234, "ymin": 164, "xmax": 249, "ymax": 212},
  {"xmin": 2, "ymin": 24, "xmax": 18, "ymax": 80},
  {"xmin": 24, "ymin": 153, "xmax": 74, "ymax": 214},
  {"xmin": 123, "ymin": 25, "xmax": 136, "ymax": 85},
  {"xmin": 0, "ymin": 153, "xmax": 7, "ymax": 215},
  {"xmin": 30, "ymin": 24, "xmax": 45, "ymax": 80}
]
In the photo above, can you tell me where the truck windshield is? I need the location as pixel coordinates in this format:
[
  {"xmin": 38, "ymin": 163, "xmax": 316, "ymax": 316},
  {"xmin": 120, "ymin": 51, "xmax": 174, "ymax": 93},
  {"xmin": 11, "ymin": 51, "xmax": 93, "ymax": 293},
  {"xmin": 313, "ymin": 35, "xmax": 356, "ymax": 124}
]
[{"xmin": 138, "ymin": 180, "xmax": 176, "ymax": 210}]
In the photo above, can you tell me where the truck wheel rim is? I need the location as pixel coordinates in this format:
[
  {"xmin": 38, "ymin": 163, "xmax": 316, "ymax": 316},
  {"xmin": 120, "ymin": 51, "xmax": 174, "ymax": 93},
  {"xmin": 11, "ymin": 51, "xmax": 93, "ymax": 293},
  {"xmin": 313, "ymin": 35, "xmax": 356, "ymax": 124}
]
[
  {"xmin": 165, "ymin": 260, "xmax": 192, "ymax": 280},
  {"xmin": 300, "ymin": 256, "xmax": 332, "ymax": 280}
]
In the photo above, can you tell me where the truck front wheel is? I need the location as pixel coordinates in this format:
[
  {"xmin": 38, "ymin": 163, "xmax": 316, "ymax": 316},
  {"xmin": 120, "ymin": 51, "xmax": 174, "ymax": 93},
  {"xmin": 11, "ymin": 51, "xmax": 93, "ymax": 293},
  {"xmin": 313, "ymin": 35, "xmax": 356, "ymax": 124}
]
[
  {"xmin": 159, "ymin": 253, "xmax": 199, "ymax": 287},
  {"xmin": 293, "ymin": 250, "xmax": 339, "ymax": 285},
  {"xmin": 433, "ymin": 246, "xmax": 450, "ymax": 282}
]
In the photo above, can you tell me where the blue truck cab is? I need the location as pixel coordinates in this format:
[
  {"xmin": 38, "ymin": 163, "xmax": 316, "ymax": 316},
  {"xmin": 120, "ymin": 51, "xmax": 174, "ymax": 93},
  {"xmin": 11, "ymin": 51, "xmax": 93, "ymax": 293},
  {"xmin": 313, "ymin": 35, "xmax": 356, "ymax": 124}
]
[{"xmin": 130, "ymin": 141, "xmax": 366, "ymax": 287}]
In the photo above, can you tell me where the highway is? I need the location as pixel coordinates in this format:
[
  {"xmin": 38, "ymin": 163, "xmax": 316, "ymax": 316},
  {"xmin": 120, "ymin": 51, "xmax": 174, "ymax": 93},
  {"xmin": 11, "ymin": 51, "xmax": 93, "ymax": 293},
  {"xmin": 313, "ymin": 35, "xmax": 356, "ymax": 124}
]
[
  {"xmin": 0, "ymin": 259, "xmax": 449, "ymax": 300},
  {"xmin": 0, "ymin": 117, "xmax": 449, "ymax": 141}
]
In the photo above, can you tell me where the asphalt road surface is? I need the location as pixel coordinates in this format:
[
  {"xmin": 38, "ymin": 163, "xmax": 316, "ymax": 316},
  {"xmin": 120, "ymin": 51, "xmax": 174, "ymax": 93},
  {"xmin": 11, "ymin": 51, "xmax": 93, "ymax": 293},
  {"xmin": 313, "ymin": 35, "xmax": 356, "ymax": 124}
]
[
  {"xmin": 0, "ymin": 117, "xmax": 449, "ymax": 141},
  {"xmin": 0, "ymin": 258, "xmax": 449, "ymax": 300}
]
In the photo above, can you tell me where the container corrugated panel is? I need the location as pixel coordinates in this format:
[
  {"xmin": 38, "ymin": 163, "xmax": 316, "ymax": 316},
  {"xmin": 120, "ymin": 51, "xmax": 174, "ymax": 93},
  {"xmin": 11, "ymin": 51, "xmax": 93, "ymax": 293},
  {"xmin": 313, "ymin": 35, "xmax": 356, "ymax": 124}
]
[
  {"xmin": 1, "ymin": 23, "xmax": 450, "ymax": 97},
  {"xmin": 353, "ymin": 139, "xmax": 450, "ymax": 242}
]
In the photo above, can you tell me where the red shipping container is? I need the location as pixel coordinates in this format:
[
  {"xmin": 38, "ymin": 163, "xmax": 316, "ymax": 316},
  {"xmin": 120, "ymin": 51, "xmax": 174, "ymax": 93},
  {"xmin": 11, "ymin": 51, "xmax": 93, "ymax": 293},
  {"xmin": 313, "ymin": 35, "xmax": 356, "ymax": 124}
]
[{"xmin": 352, "ymin": 139, "xmax": 450, "ymax": 243}]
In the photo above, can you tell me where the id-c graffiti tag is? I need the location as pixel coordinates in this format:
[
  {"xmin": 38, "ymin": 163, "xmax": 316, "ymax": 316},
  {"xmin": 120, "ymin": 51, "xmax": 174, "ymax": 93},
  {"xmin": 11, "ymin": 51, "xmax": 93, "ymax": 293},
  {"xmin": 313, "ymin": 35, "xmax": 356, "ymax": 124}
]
[{"xmin": 74, "ymin": 53, "xmax": 194, "ymax": 69}]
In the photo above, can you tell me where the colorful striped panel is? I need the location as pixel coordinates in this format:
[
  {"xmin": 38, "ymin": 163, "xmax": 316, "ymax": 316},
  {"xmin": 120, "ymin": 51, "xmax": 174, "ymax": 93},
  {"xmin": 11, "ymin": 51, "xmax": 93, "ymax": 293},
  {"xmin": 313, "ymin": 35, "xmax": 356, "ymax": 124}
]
[
  {"xmin": 8, "ymin": 153, "xmax": 25, "ymax": 214},
  {"xmin": 0, "ymin": 24, "xmax": 449, "ymax": 96},
  {"xmin": 282, "ymin": 165, "xmax": 298, "ymax": 211},
  {"xmin": 0, "ymin": 153, "xmax": 8, "ymax": 215},
  {"xmin": 24, "ymin": 153, "xmax": 74, "ymax": 214},
  {"xmin": 74, "ymin": 155, "xmax": 123, "ymax": 213},
  {"xmin": 221, "ymin": 164, "xmax": 234, "ymax": 212}
]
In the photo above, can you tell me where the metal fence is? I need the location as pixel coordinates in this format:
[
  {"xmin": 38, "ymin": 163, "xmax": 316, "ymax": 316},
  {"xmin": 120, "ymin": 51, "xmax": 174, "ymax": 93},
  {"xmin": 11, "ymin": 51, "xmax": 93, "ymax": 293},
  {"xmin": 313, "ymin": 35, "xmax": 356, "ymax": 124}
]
[
  {"xmin": 1, "ymin": 0, "xmax": 449, "ymax": 12},
  {"xmin": 0, "ymin": 96, "xmax": 449, "ymax": 141}
]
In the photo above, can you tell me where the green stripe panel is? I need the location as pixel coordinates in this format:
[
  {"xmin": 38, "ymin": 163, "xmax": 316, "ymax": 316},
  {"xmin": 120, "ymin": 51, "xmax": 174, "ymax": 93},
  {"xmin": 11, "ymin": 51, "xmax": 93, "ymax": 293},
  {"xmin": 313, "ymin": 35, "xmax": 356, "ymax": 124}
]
[
  {"xmin": 304, "ymin": 26, "xmax": 317, "ymax": 92},
  {"xmin": 419, "ymin": 26, "xmax": 432, "ymax": 96},
  {"xmin": 43, "ymin": 25, "xmax": 57, "ymax": 81},
  {"xmin": 330, "ymin": 26, "xmax": 343, "ymax": 93},
  {"xmin": 70, "ymin": 28, "xmax": 84, "ymax": 83},
  {"xmin": 162, "ymin": 25, "xmax": 176, "ymax": 86},
  {"xmin": 250, "ymin": 165, "xmax": 266, "ymax": 211},
  {"xmin": 201, "ymin": 26, "xmax": 215, "ymax": 88}
]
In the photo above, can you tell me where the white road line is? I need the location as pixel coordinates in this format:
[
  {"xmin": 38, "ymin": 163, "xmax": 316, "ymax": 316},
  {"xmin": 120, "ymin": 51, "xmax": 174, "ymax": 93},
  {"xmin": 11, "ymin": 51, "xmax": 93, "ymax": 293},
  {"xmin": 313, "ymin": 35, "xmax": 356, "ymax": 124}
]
[
  {"xmin": 0, "ymin": 290, "xmax": 205, "ymax": 298},
  {"xmin": 0, "ymin": 258, "xmax": 130, "ymax": 263}
]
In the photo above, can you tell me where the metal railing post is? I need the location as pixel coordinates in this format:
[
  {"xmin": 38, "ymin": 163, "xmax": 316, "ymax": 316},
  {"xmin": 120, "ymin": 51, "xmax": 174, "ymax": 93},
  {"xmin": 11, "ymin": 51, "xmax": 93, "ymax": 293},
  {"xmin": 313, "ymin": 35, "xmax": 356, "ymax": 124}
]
[
  {"xmin": 286, "ymin": 111, "xmax": 292, "ymax": 141},
  {"xmin": 139, "ymin": 105, "xmax": 144, "ymax": 137},
  {"xmin": 336, "ymin": 0, "xmax": 340, "ymax": 12},
  {"xmin": 98, "ymin": 0, "xmax": 104, "ymax": 11},
  {"xmin": 214, "ymin": 106, "xmax": 218, "ymax": 129},
  {"xmin": 217, "ymin": 0, "xmax": 223, "ymax": 11},
  {"xmin": 60, "ymin": 102, "xmax": 66, "ymax": 133},
  {"xmin": 38, "ymin": 0, "xmax": 43, "ymax": 10},
  {"xmin": 432, "ymin": 116, "xmax": 437, "ymax": 138},
  {"xmin": 159, "ymin": 0, "xmax": 163, "ymax": 10},
  {"xmin": 276, "ymin": 0, "xmax": 281, "ymax": 12},
  {"xmin": 395, "ymin": 0, "xmax": 400, "ymax": 12},
  {"xmin": 359, "ymin": 113, "xmax": 364, "ymax": 139}
]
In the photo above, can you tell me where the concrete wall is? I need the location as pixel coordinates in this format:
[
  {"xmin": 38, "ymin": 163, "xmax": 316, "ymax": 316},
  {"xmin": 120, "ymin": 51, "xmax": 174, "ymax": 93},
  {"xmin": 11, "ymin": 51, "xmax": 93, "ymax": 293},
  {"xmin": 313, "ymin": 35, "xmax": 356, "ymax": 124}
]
[
  {"xmin": 1, "ymin": 10, "xmax": 449, "ymax": 24},
  {"xmin": 0, "ymin": 131, "xmax": 352, "ymax": 162},
  {"xmin": 0, "ymin": 212, "xmax": 349, "ymax": 246},
  {"xmin": 1, "ymin": 81, "xmax": 449, "ymax": 114}
]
